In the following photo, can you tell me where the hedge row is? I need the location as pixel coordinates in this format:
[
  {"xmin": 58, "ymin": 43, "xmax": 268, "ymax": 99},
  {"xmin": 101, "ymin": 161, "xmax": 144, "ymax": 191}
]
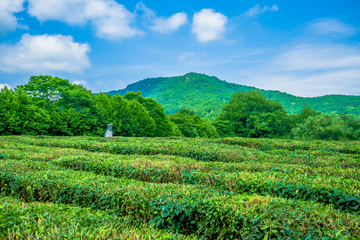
[
  {"xmin": 212, "ymin": 137, "xmax": 360, "ymax": 154},
  {"xmin": 0, "ymin": 196, "xmax": 189, "ymax": 239},
  {"xmin": 4, "ymin": 144, "xmax": 359, "ymax": 207},
  {"xmin": 21, "ymin": 134, "xmax": 360, "ymax": 154},
  {"xmin": 0, "ymin": 160, "xmax": 359, "ymax": 239},
  {"xmin": 46, "ymin": 155, "xmax": 360, "ymax": 213},
  {"xmin": 8, "ymin": 136, "xmax": 360, "ymax": 169},
  {"xmin": 3, "ymin": 140, "xmax": 360, "ymax": 180},
  {"xmin": 9, "ymin": 136, "xmax": 270, "ymax": 163},
  {"xmin": 49, "ymin": 152, "xmax": 360, "ymax": 181},
  {"xmin": 2, "ymin": 139, "xmax": 360, "ymax": 214}
]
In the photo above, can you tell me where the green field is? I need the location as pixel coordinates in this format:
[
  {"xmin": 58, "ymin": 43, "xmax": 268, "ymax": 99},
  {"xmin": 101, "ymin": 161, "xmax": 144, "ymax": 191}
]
[{"xmin": 0, "ymin": 136, "xmax": 359, "ymax": 239}]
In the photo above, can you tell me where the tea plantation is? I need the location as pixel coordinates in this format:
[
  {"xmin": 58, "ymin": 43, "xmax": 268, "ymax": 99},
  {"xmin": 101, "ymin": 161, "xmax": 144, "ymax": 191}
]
[{"xmin": 0, "ymin": 136, "xmax": 359, "ymax": 239}]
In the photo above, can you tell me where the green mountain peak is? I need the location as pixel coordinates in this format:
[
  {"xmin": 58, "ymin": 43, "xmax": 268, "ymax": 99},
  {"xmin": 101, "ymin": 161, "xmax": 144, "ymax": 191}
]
[{"xmin": 105, "ymin": 73, "xmax": 360, "ymax": 119}]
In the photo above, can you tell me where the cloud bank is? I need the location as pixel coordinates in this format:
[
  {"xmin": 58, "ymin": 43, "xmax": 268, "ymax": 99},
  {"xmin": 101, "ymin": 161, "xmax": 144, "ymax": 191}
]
[
  {"xmin": 0, "ymin": 34, "xmax": 91, "ymax": 73},
  {"xmin": 192, "ymin": 9, "xmax": 227, "ymax": 42},
  {"xmin": 0, "ymin": 0, "xmax": 27, "ymax": 34},
  {"xmin": 27, "ymin": 0, "xmax": 142, "ymax": 40}
]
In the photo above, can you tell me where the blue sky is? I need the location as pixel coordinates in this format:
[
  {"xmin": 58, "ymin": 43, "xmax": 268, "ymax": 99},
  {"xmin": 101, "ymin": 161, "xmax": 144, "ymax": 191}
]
[{"xmin": 0, "ymin": 0, "xmax": 359, "ymax": 97}]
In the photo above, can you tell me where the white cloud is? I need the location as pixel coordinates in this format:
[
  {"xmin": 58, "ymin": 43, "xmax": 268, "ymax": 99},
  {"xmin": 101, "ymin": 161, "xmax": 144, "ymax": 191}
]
[
  {"xmin": 246, "ymin": 69, "xmax": 360, "ymax": 97},
  {"xmin": 27, "ymin": 0, "xmax": 142, "ymax": 40},
  {"xmin": 271, "ymin": 44, "xmax": 360, "ymax": 72},
  {"xmin": 192, "ymin": 9, "xmax": 227, "ymax": 42},
  {"xmin": 0, "ymin": 0, "xmax": 27, "ymax": 33},
  {"xmin": 134, "ymin": 2, "xmax": 156, "ymax": 19},
  {"xmin": 238, "ymin": 43, "xmax": 360, "ymax": 97},
  {"xmin": 0, "ymin": 34, "xmax": 91, "ymax": 73},
  {"xmin": 135, "ymin": 2, "xmax": 187, "ymax": 34},
  {"xmin": 150, "ymin": 12, "xmax": 187, "ymax": 33},
  {"xmin": 177, "ymin": 51, "xmax": 195, "ymax": 61},
  {"xmin": 306, "ymin": 18, "xmax": 358, "ymax": 36},
  {"xmin": 72, "ymin": 79, "xmax": 87, "ymax": 85},
  {"xmin": 243, "ymin": 4, "xmax": 279, "ymax": 18},
  {"xmin": 0, "ymin": 83, "xmax": 12, "ymax": 90}
]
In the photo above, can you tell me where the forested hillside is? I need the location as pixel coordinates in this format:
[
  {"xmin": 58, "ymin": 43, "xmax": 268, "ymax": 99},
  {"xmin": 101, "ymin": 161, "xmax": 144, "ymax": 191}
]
[
  {"xmin": 2, "ymin": 75, "xmax": 359, "ymax": 140},
  {"xmin": 106, "ymin": 72, "xmax": 360, "ymax": 119}
]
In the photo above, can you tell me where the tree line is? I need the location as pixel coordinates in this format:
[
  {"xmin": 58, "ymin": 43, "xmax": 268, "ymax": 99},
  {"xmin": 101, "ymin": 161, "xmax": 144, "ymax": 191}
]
[{"xmin": 1, "ymin": 76, "xmax": 359, "ymax": 140}]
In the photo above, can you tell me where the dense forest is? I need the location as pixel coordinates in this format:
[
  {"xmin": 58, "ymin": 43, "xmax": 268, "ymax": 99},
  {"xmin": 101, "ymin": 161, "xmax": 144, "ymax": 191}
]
[
  {"xmin": 1, "ymin": 75, "xmax": 360, "ymax": 140},
  {"xmin": 107, "ymin": 72, "xmax": 360, "ymax": 119}
]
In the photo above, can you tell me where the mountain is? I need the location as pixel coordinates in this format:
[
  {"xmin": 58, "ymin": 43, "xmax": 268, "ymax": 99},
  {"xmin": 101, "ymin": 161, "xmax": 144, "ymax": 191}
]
[{"xmin": 105, "ymin": 72, "xmax": 360, "ymax": 119}]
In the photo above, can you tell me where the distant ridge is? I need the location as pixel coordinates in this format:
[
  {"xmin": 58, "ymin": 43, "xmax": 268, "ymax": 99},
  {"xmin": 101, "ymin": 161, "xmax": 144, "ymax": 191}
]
[{"xmin": 105, "ymin": 72, "xmax": 360, "ymax": 119}]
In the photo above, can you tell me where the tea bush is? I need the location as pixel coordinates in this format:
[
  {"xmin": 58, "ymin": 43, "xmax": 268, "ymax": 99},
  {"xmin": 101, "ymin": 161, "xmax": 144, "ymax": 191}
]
[{"xmin": 0, "ymin": 136, "xmax": 359, "ymax": 239}]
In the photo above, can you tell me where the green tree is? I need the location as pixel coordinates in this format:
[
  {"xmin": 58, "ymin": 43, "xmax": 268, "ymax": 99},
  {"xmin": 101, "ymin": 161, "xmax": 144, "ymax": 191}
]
[
  {"xmin": 0, "ymin": 87, "xmax": 23, "ymax": 135},
  {"xmin": 246, "ymin": 112, "xmax": 290, "ymax": 138},
  {"xmin": 217, "ymin": 90, "xmax": 291, "ymax": 137},
  {"xmin": 124, "ymin": 92, "xmax": 173, "ymax": 137},
  {"xmin": 17, "ymin": 75, "xmax": 94, "ymax": 108},
  {"xmin": 292, "ymin": 114, "xmax": 345, "ymax": 140},
  {"xmin": 95, "ymin": 93, "xmax": 121, "ymax": 135},
  {"xmin": 128, "ymin": 100, "xmax": 156, "ymax": 137},
  {"xmin": 212, "ymin": 120, "xmax": 234, "ymax": 137},
  {"xmin": 170, "ymin": 111, "xmax": 199, "ymax": 138},
  {"xmin": 16, "ymin": 75, "xmax": 100, "ymax": 136},
  {"xmin": 170, "ymin": 108, "xmax": 219, "ymax": 138},
  {"xmin": 20, "ymin": 105, "xmax": 51, "ymax": 135},
  {"xmin": 340, "ymin": 114, "xmax": 360, "ymax": 139},
  {"xmin": 48, "ymin": 108, "xmax": 80, "ymax": 136},
  {"xmin": 169, "ymin": 121, "xmax": 183, "ymax": 137},
  {"xmin": 112, "ymin": 94, "xmax": 134, "ymax": 136},
  {"xmin": 0, "ymin": 86, "xmax": 51, "ymax": 135},
  {"xmin": 192, "ymin": 115, "xmax": 219, "ymax": 138},
  {"xmin": 291, "ymin": 104, "xmax": 321, "ymax": 127}
]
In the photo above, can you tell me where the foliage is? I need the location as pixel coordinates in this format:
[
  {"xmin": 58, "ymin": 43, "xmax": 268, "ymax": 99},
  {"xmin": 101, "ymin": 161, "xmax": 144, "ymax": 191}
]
[
  {"xmin": 217, "ymin": 90, "xmax": 291, "ymax": 137},
  {"xmin": 170, "ymin": 111, "xmax": 198, "ymax": 138},
  {"xmin": 94, "ymin": 93, "xmax": 122, "ymax": 135},
  {"xmin": 170, "ymin": 108, "xmax": 219, "ymax": 138},
  {"xmin": 340, "ymin": 114, "xmax": 360, "ymax": 139},
  {"xmin": 0, "ymin": 197, "xmax": 187, "ymax": 239},
  {"xmin": 128, "ymin": 100, "xmax": 157, "ymax": 137},
  {"xmin": 0, "ymin": 87, "xmax": 26, "ymax": 135},
  {"xmin": 169, "ymin": 121, "xmax": 183, "ymax": 137},
  {"xmin": 290, "ymin": 104, "xmax": 321, "ymax": 127},
  {"xmin": 106, "ymin": 72, "xmax": 360, "ymax": 119},
  {"xmin": 2, "ymin": 75, "xmax": 359, "ymax": 140},
  {"xmin": 0, "ymin": 136, "xmax": 360, "ymax": 239},
  {"xmin": 212, "ymin": 120, "xmax": 234, "ymax": 137},
  {"xmin": 0, "ymin": 76, "xmax": 195, "ymax": 138},
  {"xmin": 112, "ymin": 94, "xmax": 135, "ymax": 136},
  {"xmin": 292, "ymin": 114, "xmax": 360, "ymax": 140},
  {"xmin": 124, "ymin": 92, "xmax": 174, "ymax": 137}
]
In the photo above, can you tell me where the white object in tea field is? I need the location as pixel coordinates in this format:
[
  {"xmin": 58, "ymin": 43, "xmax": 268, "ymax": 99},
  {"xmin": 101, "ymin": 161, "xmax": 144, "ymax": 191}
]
[{"xmin": 105, "ymin": 123, "xmax": 113, "ymax": 137}]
